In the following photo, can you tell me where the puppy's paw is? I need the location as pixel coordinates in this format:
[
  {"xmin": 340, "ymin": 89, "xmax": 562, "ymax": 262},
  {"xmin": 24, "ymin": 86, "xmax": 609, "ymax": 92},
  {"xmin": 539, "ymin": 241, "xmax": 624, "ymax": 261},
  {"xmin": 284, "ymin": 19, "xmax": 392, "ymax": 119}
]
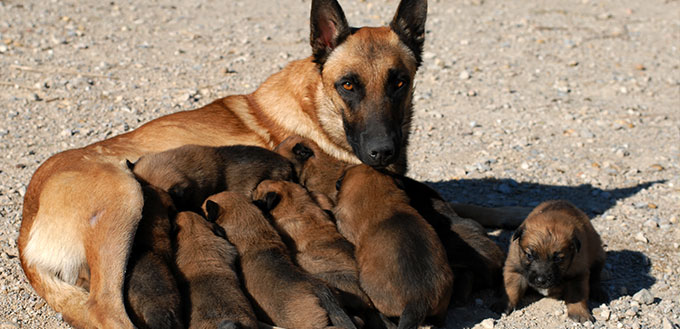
[{"xmin": 567, "ymin": 309, "xmax": 594, "ymax": 323}]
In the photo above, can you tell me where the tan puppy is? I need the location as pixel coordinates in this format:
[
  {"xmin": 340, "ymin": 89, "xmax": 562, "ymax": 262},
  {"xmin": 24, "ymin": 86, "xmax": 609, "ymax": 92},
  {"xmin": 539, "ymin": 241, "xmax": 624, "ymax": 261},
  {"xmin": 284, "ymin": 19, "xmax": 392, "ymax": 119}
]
[
  {"xmin": 204, "ymin": 191, "xmax": 356, "ymax": 329},
  {"xmin": 276, "ymin": 136, "xmax": 504, "ymax": 304},
  {"xmin": 252, "ymin": 180, "xmax": 392, "ymax": 328},
  {"xmin": 129, "ymin": 144, "xmax": 293, "ymax": 209},
  {"xmin": 125, "ymin": 185, "xmax": 183, "ymax": 329},
  {"xmin": 174, "ymin": 211, "xmax": 258, "ymax": 329},
  {"xmin": 502, "ymin": 200, "xmax": 607, "ymax": 322},
  {"xmin": 334, "ymin": 165, "xmax": 453, "ymax": 329}
]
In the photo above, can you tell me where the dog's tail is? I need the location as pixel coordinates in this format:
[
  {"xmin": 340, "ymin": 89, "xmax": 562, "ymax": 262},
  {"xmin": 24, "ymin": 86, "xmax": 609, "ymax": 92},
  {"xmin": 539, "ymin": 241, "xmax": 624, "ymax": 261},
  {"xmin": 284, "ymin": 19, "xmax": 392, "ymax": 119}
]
[
  {"xmin": 313, "ymin": 283, "xmax": 357, "ymax": 329},
  {"xmin": 396, "ymin": 301, "xmax": 427, "ymax": 329}
]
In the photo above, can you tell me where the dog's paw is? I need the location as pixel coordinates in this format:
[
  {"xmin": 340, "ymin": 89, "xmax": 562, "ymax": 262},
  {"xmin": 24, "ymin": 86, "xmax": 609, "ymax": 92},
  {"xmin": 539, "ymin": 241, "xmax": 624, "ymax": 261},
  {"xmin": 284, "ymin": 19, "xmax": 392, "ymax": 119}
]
[{"xmin": 567, "ymin": 309, "xmax": 594, "ymax": 323}]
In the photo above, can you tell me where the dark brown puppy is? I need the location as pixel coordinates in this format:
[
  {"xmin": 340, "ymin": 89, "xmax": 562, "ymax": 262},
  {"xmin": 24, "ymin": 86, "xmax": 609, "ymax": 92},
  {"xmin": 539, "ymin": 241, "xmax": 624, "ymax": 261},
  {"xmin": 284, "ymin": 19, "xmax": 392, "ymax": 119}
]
[
  {"xmin": 129, "ymin": 144, "xmax": 293, "ymax": 210},
  {"xmin": 252, "ymin": 180, "xmax": 392, "ymax": 328},
  {"xmin": 334, "ymin": 164, "xmax": 453, "ymax": 329},
  {"xmin": 276, "ymin": 136, "xmax": 504, "ymax": 303},
  {"xmin": 502, "ymin": 200, "xmax": 607, "ymax": 322},
  {"xmin": 174, "ymin": 211, "xmax": 258, "ymax": 329},
  {"xmin": 204, "ymin": 191, "xmax": 356, "ymax": 329},
  {"xmin": 125, "ymin": 185, "xmax": 183, "ymax": 329}
]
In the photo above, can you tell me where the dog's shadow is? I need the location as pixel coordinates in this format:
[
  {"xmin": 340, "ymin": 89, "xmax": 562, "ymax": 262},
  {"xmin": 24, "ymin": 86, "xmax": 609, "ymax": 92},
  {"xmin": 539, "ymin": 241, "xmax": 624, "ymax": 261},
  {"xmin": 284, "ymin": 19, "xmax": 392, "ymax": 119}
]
[
  {"xmin": 427, "ymin": 178, "xmax": 664, "ymax": 219},
  {"xmin": 426, "ymin": 178, "xmax": 659, "ymax": 328}
]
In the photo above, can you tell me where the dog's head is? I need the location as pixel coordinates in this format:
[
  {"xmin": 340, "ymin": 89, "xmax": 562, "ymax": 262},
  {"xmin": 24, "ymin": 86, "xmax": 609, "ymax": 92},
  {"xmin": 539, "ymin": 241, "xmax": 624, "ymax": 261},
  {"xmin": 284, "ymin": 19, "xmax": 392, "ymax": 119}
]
[
  {"xmin": 310, "ymin": 0, "xmax": 426, "ymax": 169},
  {"xmin": 511, "ymin": 216, "xmax": 581, "ymax": 290}
]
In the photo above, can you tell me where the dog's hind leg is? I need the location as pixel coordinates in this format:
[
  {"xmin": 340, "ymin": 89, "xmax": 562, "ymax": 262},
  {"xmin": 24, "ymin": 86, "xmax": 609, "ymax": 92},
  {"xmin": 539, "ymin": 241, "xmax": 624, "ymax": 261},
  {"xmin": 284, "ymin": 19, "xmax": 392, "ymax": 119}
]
[{"xmin": 450, "ymin": 203, "xmax": 532, "ymax": 229}]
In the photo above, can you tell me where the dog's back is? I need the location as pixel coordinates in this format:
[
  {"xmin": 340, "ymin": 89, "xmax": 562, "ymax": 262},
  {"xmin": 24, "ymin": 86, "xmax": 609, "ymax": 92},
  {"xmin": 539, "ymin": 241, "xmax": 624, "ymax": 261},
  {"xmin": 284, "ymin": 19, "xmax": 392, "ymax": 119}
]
[
  {"xmin": 174, "ymin": 211, "xmax": 258, "ymax": 329},
  {"xmin": 204, "ymin": 191, "xmax": 356, "ymax": 329}
]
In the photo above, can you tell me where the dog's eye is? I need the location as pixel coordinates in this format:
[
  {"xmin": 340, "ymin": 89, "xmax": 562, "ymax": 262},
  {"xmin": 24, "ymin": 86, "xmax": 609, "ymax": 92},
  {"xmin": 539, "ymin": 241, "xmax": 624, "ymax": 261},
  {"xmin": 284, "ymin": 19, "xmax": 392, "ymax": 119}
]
[
  {"xmin": 395, "ymin": 79, "xmax": 405, "ymax": 88},
  {"xmin": 553, "ymin": 253, "xmax": 564, "ymax": 263},
  {"xmin": 524, "ymin": 249, "xmax": 534, "ymax": 261},
  {"xmin": 342, "ymin": 81, "xmax": 353, "ymax": 91}
]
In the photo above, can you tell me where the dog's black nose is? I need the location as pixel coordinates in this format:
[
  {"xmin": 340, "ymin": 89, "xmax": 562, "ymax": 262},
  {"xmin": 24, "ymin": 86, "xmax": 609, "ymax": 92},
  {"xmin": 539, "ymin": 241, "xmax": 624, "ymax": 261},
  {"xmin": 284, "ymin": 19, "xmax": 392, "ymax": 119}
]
[{"xmin": 366, "ymin": 141, "xmax": 396, "ymax": 166}]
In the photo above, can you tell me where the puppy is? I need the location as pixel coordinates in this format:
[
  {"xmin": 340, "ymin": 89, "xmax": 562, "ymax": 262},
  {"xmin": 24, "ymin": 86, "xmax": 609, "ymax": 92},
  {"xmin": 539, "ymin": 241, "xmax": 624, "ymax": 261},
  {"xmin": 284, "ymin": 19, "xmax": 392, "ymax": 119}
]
[
  {"xmin": 129, "ymin": 144, "xmax": 294, "ymax": 210},
  {"xmin": 277, "ymin": 136, "xmax": 504, "ymax": 304},
  {"xmin": 334, "ymin": 164, "xmax": 453, "ymax": 329},
  {"xmin": 204, "ymin": 191, "xmax": 357, "ymax": 329},
  {"xmin": 253, "ymin": 180, "xmax": 392, "ymax": 328},
  {"xmin": 174, "ymin": 211, "xmax": 258, "ymax": 329},
  {"xmin": 502, "ymin": 200, "xmax": 607, "ymax": 322},
  {"xmin": 125, "ymin": 185, "xmax": 183, "ymax": 329}
]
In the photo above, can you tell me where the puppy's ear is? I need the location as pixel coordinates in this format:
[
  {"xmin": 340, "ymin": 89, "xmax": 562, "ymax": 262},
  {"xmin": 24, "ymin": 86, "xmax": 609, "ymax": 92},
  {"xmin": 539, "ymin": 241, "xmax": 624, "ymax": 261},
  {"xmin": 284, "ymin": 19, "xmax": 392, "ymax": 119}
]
[
  {"xmin": 125, "ymin": 159, "xmax": 135, "ymax": 171},
  {"xmin": 263, "ymin": 192, "xmax": 281, "ymax": 210},
  {"xmin": 310, "ymin": 0, "xmax": 350, "ymax": 67},
  {"xmin": 204, "ymin": 200, "xmax": 220, "ymax": 222},
  {"xmin": 512, "ymin": 225, "xmax": 525, "ymax": 242},
  {"xmin": 292, "ymin": 143, "xmax": 314, "ymax": 162},
  {"xmin": 572, "ymin": 236, "xmax": 581, "ymax": 253},
  {"xmin": 390, "ymin": 0, "xmax": 427, "ymax": 67},
  {"xmin": 212, "ymin": 224, "xmax": 227, "ymax": 240}
]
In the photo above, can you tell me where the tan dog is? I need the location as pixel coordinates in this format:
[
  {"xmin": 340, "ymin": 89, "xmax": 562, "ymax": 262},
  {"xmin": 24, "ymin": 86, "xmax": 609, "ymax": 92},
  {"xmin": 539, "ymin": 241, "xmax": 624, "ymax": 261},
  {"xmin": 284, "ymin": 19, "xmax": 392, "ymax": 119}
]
[
  {"xmin": 125, "ymin": 185, "xmax": 183, "ymax": 329},
  {"xmin": 174, "ymin": 211, "xmax": 258, "ymax": 329},
  {"xmin": 334, "ymin": 164, "xmax": 453, "ymax": 329},
  {"xmin": 204, "ymin": 191, "xmax": 356, "ymax": 329},
  {"xmin": 18, "ymin": 0, "xmax": 525, "ymax": 327},
  {"xmin": 252, "ymin": 180, "xmax": 391, "ymax": 328},
  {"xmin": 129, "ymin": 144, "xmax": 293, "ymax": 209},
  {"xmin": 276, "ymin": 136, "xmax": 504, "ymax": 304},
  {"xmin": 502, "ymin": 200, "xmax": 607, "ymax": 322}
]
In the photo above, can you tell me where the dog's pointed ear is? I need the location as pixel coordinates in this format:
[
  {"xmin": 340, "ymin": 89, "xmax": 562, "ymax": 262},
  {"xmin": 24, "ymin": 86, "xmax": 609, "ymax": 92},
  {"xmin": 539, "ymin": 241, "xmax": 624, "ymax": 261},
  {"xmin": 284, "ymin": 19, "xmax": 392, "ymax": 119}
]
[
  {"xmin": 390, "ymin": 0, "xmax": 427, "ymax": 67},
  {"xmin": 310, "ymin": 0, "xmax": 350, "ymax": 67},
  {"xmin": 572, "ymin": 236, "xmax": 581, "ymax": 253},
  {"xmin": 212, "ymin": 223, "xmax": 227, "ymax": 240},
  {"xmin": 125, "ymin": 159, "xmax": 135, "ymax": 171},
  {"xmin": 512, "ymin": 225, "xmax": 525, "ymax": 242},
  {"xmin": 292, "ymin": 143, "xmax": 314, "ymax": 162},
  {"xmin": 204, "ymin": 200, "xmax": 220, "ymax": 222}
]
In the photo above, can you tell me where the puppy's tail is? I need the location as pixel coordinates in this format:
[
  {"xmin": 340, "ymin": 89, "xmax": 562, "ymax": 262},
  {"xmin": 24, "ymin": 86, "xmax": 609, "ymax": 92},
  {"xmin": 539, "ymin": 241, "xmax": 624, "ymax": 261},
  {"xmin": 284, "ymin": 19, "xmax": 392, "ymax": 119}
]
[
  {"xmin": 397, "ymin": 301, "xmax": 427, "ymax": 329},
  {"xmin": 314, "ymin": 284, "xmax": 357, "ymax": 329}
]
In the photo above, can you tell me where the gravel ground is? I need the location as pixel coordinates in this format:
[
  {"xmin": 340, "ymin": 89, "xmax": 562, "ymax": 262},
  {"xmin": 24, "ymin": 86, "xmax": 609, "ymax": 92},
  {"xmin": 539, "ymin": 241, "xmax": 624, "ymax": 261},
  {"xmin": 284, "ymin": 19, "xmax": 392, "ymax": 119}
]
[{"xmin": 0, "ymin": 0, "xmax": 678, "ymax": 328}]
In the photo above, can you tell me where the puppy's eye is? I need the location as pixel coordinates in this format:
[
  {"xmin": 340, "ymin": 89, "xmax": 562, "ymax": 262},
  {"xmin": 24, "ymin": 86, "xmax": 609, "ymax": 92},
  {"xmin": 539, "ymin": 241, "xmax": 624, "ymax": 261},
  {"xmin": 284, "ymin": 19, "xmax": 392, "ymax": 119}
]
[
  {"xmin": 524, "ymin": 249, "xmax": 534, "ymax": 261},
  {"xmin": 342, "ymin": 81, "xmax": 353, "ymax": 91},
  {"xmin": 553, "ymin": 253, "xmax": 564, "ymax": 263}
]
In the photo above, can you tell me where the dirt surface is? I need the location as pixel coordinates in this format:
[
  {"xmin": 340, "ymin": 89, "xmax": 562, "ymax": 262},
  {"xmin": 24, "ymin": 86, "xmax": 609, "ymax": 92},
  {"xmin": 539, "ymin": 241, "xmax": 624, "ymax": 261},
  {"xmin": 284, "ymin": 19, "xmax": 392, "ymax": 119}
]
[{"xmin": 0, "ymin": 0, "xmax": 678, "ymax": 328}]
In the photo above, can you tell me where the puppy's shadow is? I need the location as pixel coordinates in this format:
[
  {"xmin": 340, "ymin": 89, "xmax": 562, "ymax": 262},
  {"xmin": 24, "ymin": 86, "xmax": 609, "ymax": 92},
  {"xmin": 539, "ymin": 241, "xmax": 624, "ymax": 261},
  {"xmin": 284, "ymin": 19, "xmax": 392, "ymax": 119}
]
[{"xmin": 428, "ymin": 178, "xmax": 664, "ymax": 218}]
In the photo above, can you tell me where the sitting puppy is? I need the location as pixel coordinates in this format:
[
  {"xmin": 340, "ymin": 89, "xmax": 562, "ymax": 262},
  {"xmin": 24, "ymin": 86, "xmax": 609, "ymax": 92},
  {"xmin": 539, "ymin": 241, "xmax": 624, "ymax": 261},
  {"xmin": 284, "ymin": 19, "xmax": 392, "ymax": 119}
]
[
  {"xmin": 204, "ymin": 191, "xmax": 357, "ymax": 329},
  {"xmin": 334, "ymin": 164, "xmax": 453, "ymax": 329},
  {"xmin": 125, "ymin": 185, "xmax": 183, "ymax": 329},
  {"xmin": 276, "ymin": 136, "xmax": 504, "ymax": 303},
  {"xmin": 253, "ymin": 180, "xmax": 391, "ymax": 328},
  {"xmin": 501, "ymin": 200, "xmax": 607, "ymax": 322},
  {"xmin": 174, "ymin": 211, "xmax": 258, "ymax": 329},
  {"xmin": 129, "ymin": 144, "xmax": 293, "ymax": 210}
]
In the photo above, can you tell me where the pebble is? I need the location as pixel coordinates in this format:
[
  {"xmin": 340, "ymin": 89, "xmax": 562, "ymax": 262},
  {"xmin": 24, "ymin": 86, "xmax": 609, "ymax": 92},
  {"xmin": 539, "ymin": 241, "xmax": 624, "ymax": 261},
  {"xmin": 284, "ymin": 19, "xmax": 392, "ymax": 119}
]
[
  {"xmin": 598, "ymin": 308, "xmax": 611, "ymax": 321},
  {"xmin": 480, "ymin": 318, "xmax": 495, "ymax": 329},
  {"xmin": 634, "ymin": 232, "xmax": 648, "ymax": 243},
  {"xmin": 632, "ymin": 289, "xmax": 654, "ymax": 305},
  {"xmin": 459, "ymin": 70, "xmax": 471, "ymax": 80},
  {"xmin": 662, "ymin": 317, "xmax": 674, "ymax": 329}
]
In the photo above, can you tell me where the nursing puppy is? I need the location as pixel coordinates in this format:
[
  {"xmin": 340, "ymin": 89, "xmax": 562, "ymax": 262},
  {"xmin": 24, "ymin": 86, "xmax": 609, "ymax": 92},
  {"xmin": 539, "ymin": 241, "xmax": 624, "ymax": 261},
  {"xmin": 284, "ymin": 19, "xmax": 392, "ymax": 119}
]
[
  {"xmin": 129, "ymin": 144, "xmax": 293, "ymax": 210},
  {"xmin": 125, "ymin": 185, "xmax": 183, "ymax": 329},
  {"xmin": 277, "ymin": 136, "xmax": 504, "ymax": 303},
  {"xmin": 253, "ymin": 180, "xmax": 392, "ymax": 327},
  {"xmin": 334, "ymin": 165, "xmax": 453, "ymax": 329},
  {"xmin": 502, "ymin": 200, "xmax": 607, "ymax": 322},
  {"xmin": 204, "ymin": 191, "xmax": 356, "ymax": 329},
  {"xmin": 174, "ymin": 211, "xmax": 258, "ymax": 329}
]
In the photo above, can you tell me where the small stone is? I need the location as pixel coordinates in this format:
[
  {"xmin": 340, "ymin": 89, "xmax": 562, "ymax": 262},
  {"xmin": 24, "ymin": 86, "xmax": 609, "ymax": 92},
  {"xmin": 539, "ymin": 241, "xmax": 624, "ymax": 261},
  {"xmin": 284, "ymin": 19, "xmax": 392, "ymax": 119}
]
[
  {"xmin": 647, "ymin": 203, "xmax": 658, "ymax": 209},
  {"xmin": 598, "ymin": 308, "xmax": 611, "ymax": 321},
  {"xmin": 467, "ymin": 90, "xmax": 477, "ymax": 96},
  {"xmin": 635, "ymin": 64, "xmax": 646, "ymax": 71},
  {"xmin": 632, "ymin": 289, "xmax": 654, "ymax": 305},
  {"xmin": 634, "ymin": 232, "xmax": 648, "ymax": 243},
  {"xmin": 644, "ymin": 219, "xmax": 659, "ymax": 228},
  {"xmin": 480, "ymin": 318, "xmax": 495, "ymax": 329},
  {"xmin": 662, "ymin": 317, "xmax": 674, "ymax": 329},
  {"xmin": 0, "ymin": 44, "xmax": 8, "ymax": 53},
  {"xmin": 0, "ymin": 322, "xmax": 20, "ymax": 329},
  {"xmin": 650, "ymin": 164, "xmax": 664, "ymax": 171},
  {"xmin": 459, "ymin": 70, "xmax": 471, "ymax": 80}
]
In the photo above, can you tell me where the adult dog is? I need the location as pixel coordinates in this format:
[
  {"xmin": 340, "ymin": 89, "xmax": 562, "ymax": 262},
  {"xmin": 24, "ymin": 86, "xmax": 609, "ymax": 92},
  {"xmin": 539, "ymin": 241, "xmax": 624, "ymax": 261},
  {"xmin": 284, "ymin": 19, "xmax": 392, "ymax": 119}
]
[{"xmin": 18, "ymin": 0, "xmax": 523, "ymax": 328}]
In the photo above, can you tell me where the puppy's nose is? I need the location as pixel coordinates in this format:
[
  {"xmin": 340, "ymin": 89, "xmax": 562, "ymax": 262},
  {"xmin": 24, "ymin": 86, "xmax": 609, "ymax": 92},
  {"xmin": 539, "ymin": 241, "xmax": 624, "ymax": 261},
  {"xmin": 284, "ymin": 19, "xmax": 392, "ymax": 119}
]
[{"xmin": 535, "ymin": 275, "xmax": 547, "ymax": 284}]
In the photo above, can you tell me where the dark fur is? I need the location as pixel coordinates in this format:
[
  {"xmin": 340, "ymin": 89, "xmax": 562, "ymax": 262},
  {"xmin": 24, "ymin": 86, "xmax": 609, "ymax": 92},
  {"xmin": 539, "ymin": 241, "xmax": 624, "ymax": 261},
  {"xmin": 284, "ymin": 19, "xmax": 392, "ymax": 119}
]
[
  {"xmin": 502, "ymin": 200, "xmax": 607, "ymax": 322},
  {"xmin": 174, "ymin": 211, "xmax": 258, "ymax": 329},
  {"xmin": 253, "ymin": 180, "xmax": 393, "ymax": 328},
  {"xmin": 130, "ymin": 144, "xmax": 293, "ymax": 210},
  {"xmin": 334, "ymin": 165, "xmax": 453, "ymax": 329},
  {"xmin": 124, "ymin": 185, "xmax": 183, "ymax": 329},
  {"xmin": 204, "ymin": 191, "xmax": 356, "ymax": 329}
]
